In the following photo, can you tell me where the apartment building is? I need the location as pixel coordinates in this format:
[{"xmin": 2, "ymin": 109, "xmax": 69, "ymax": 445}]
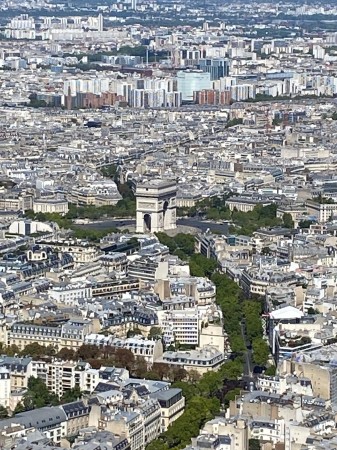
[
  {"xmin": 0, "ymin": 401, "xmax": 90, "ymax": 443},
  {"xmin": 0, "ymin": 191, "xmax": 33, "ymax": 212},
  {"xmin": 60, "ymin": 401, "xmax": 90, "ymax": 437},
  {"xmin": 40, "ymin": 240, "xmax": 103, "ymax": 266},
  {"xmin": 276, "ymin": 203, "xmax": 307, "ymax": 225},
  {"xmin": 155, "ymin": 276, "xmax": 216, "ymax": 305},
  {"xmin": 270, "ymin": 315, "xmax": 325, "ymax": 363},
  {"xmin": 91, "ymin": 276, "xmax": 140, "ymax": 298},
  {"xmin": 228, "ymin": 389, "xmax": 335, "ymax": 448},
  {"xmin": 156, "ymin": 346, "xmax": 226, "ymax": 375},
  {"xmin": 186, "ymin": 434, "xmax": 232, "ymax": 450},
  {"xmin": 45, "ymin": 360, "xmax": 77, "ymax": 397},
  {"xmin": 158, "ymin": 308, "xmax": 200, "ymax": 346},
  {"xmin": 92, "ymin": 399, "xmax": 161, "ymax": 450},
  {"xmin": 150, "ymin": 388, "xmax": 185, "ymax": 432},
  {"xmin": 128, "ymin": 258, "xmax": 169, "ymax": 284},
  {"xmin": 306, "ymin": 199, "xmax": 337, "ymax": 223},
  {"xmin": 100, "ymin": 252, "xmax": 128, "ymax": 274},
  {"xmin": 8, "ymin": 319, "xmax": 92, "ymax": 351},
  {"xmin": 75, "ymin": 365, "xmax": 101, "ymax": 393},
  {"xmin": 240, "ymin": 266, "xmax": 300, "ymax": 297},
  {"xmin": 199, "ymin": 324, "xmax": 225, "ymax": 353},
  {"xmin": 256, "ymin": 374, "xmax": 313, "ymax": 397},
  {"xmin": 73, "ymin": 429, "xmax": 130, "ymax": 450},
  {"xmin": 279, "ymin": 344, "xmax": 337, "ymax": 408},
  {"xmin": 194, "ymin": 89, "xmax": 231, "ymax": 105},
  {"xmin": 0, "ymin": 368, "xmax": 11, "ymax": 409},
  {"xmin": 84, "ymin": 335, "xmax": 164, "ymax": 365},
  {"xmin": 201, "ymin": 418, "xmax": 248, "ymax": 450},
  {"xmin": 0, "ymin": 406, "xmax": 68, "ymax": 443},
  {"xmin": 33, "ymin": 198, "xmax": 69, "ymax": 215},
  {"xmin": 30, "ymin": 360, "xmax": 129, "ymax": 396},
  {"xmin": 139, "ymin": 399, "xmax": 162, "ymax": 447},
  {"xmin": 250, "ymin": 418, "xmax": 285, "ymax": 445},
  {"xmin": 225, "ymin": 196, "xmax": 272, "ymax": 212},
  {"xmin": 69, "ymin": 184, "xmax": 121, "ymax": 206},
  {"xmin": 48, "ymin": 282, "xmax": 92, "ymax": 305},
  {"xmin": 0, "ymin": 356, "xmax": 33, "ymax": 390}
]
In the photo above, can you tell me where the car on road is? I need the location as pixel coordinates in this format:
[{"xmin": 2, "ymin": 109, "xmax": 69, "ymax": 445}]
[{"xmin": 253, "ymin": 365, "xmax": 267, "ymax": 375}]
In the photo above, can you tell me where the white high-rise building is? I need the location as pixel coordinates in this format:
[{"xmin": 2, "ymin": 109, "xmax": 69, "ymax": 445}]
[
  {"xmin": 159, "ymin": 309, "xmax": 200, "ymax": 346},
  {"xmin": 98, "ymin": 13, "xmax": 103, "ymax": 31},
  {"xmin": 313, "ymin": 44, "xmax": 325, "ymax": 60},
  {"xmin": 0, "ymin": 367, "xmax": 11, "ymax": 409},
  {"xmin": 63, "ymin": 78, "xmax": 109, "ymax": 96},
  {"xmin": 176, "ymin": 70, "xmax": 212, "ymax": 101}
]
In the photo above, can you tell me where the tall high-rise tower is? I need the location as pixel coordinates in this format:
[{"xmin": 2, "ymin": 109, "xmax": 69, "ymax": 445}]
[{"xmin": 98, "ymin": 13, "xmax": 103, "ymax": 32}]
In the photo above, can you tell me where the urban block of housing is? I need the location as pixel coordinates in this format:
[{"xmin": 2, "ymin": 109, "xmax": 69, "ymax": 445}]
[{"xmin": 0, "ymin": 0, "xmax": 337, "ymax": 449}]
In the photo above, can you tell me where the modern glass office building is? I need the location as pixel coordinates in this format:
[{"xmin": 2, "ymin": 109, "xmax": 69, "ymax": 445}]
[
  {"xmin": 198, "ymin": 58, "xmax": 230, "ymax": 80},
  {"xmin": 176, "ymin": 70, "xmax": 212, "ymax": 102}
]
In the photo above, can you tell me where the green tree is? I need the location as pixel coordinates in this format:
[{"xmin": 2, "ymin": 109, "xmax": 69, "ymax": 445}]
[
  {"xmin": 155, "ymin": 232, "xmax": 177, "ymax": 253},
  {"xmin": 272, "ymin": 117, "xmax": 282, "ymax": 126},
  {"xmin": 252, "ymin": 338, "xmax": 270, "ymax": 366},
  {"xmin": 189, "ymin": 254, "xmax": 217, "ymax": 278},
  {"xmin": 113, "ymin": 348, "xmax": 135, "ymax": 372},
  {"xmin": 23, "ymin": 377, "xmax": 59, "ymax": 410},
  {"xmin": 100, "ymin": 164, "xmax": 118, "ymax": 179},
  {"xmin": 21, "ymin": 342, "xmax": 51, "ymax": 358},
  {"xmin": 243, "ymin": 301, "xmax": 263, "ymax": 340},
  {"xmin": 189, "ymin": 260, "xmax": 206, "ymax": 277},
  {"xmin": 211, "ymin": 272, "xmax": 245, "ymax": 354},
  {"xmin": 152, "ymin": 362, "xmax": 171, "ymax": 381},
  {"xmin": 57, "ymin": 347, "xmax": 76, "ymax": 360},
  {"xmin": 224, "ymin": 388, "xmax": 241, "ymax": 406},
  {"xmin": 174, "ymin": 233, "xmax": 195, "ymax": 256},
  {"xmin": 170, "ymin": 367, "xmax": 188, "ymax": 382},
  {"xmin": 148, "ymin": 326, "xmax": 162, "ymax": 339},
  {"xmin": 299, "ymin": 219, "xmax": 314, "ymax": 229},
  {"xmin": 221, "ymin": 359, "xmax": 244, "ymax": 380},
  {"xmin": 226, "ymin": 118, "xmax": 243, "ymax": 128},
  {"xmin": 127, "ymin": 327, "xmax": 143, "ymax": 338},
  {"xmin": 5, "ymin": 344, "xmax": 20, "ymax": 357},
  {"xmin": 76, "ymin": 344, "xmax": 101, "ymax": 360},
  {"xmin": 60, "ymin": 387, "xmax": 82, "ymax": 404},
  {"xmin": 147, "ymin": 395, "xmax": 220, "ymax": 450},
  {"xmin": 172, "ymin": 381, "xmax": 198, "ymax": 403},
  {"xmin": 197, "ymin": 371, "xmax": 223, "ymax": 396},
  {"xmin": 155, "ymin": 232, "xmax": 199, "ymax": 260},
  {"xmin": 249, "ymin": 439, "xmax": 261, "ymax": 450},
  {"xmin": 13, "ymin": 402, "xmax": 25, "ymax": 415},
  {"xmin": 0, "ymin": 405, "xmax": 8, "ymax": 419},
  {"xmin": 283, "ymin": 213, "xmax": 294, "ymax": 229},
  {"xmin": 132, "ymin": 356, "xmax": 148, "ymax": 378},
  {"xmin": 187, "ymin": 369, "xmax": 201, "ymax": 383},
  {"xmin": 265, "ymin": 365, "xmax": 277, "ymax": 376}
]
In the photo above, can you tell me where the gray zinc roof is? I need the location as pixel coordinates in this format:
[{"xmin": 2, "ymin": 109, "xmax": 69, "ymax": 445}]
[{"xmin": 0, "ymin": 406, "xmax": 67, "ymax": 431}]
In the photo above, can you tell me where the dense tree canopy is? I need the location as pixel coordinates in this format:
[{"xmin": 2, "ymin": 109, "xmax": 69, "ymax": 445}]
[
  {"xmin": 178, "ymin": 197, "xmax": 291, "ymax": 236},
  {"xmin": 282, "ymin": 213, "xmax": 294, "ymax": 229},
  {"xmin": 243, "ymin": 301, "xmax": 263, "ymax": 342},
  {"xmin": 156, "ymin": 232, "xmax": 195, "ymax": 259},
  {"xmin": 211, "ymin": 272, "xmax": 246, "ymax": 353},
  {"xmin": 23, "ymin": 377, "xmax": 59, "ymax": 410},
  {"xmin": 252, "ymin": 338, "xmax": 270, "ymax": 366}
]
